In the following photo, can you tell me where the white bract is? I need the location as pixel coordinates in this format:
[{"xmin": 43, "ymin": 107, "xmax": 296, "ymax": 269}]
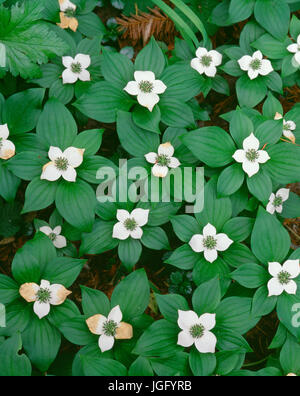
[
  {"xmin": 19, "ymin": 280, "xmax": 71, "ymax": 319},
  {"xmin": 86, "ymin": 305, "xmax": 133, "ymax": 352},
  {"xmin": 62, "ymin": 54, "xmax": 91, "ymax": 84},
  {"xmin": 238, "ymin": 50, "xmax": 273, "ymax": 80},
  {"xmin": 0, "ymin": 124, "xmax": 15, "ymax": 160},
  {"xmin": 189, "ymin": 223, "xmax": 233, "ymax": 263},
  {"xmin": 190, "ymin": 47, "xmax": 222, "ymax": 78},
  {"xmin": 287, "ymin": 35, "xmax": 300, "ymax": 66},
  {"xmin": 266, "ymin": 188, "xmax": 290, "ymax": 215},
  {"xmin": 124, "ymin": 71, "xmax": 167, "ymax": 112},
  {"xmin": 113, "ymin": 208, "xmax": 149, "ymax": 240},
  {"xmin": 41, "ymin": 146, "xmax": 84, "ymax": 182},
  {"xmin": 274, "ymin": 112, "xmax": 296, "ymax": 143},
  {"xmin": 267, "ymin": 260, "xmax": 300, "ymax": 297},
  {"xmin": 40, "ymin": 226, "xmax": 67, "ymax": 249},
  {"xmin": 232, "ymin": 133, "xmax": 270, "ymax": 178},
  {"xmin": 177, "ymin": 310, "xmax": 217, "ymax": 354},
  {"xmin": 59, "ymin": 0, "xmax": 76, "ymax": 13},
  {"xmin": 145, "ymin": 142, "xmax": 180, "ymax": 178}
]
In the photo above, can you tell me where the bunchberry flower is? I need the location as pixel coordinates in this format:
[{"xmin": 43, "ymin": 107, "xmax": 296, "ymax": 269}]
[
  {"xmin": 268, "ymin": 260, "xmax": 300, "ymax": 296},
  {"xmin": 40, "ymin": 225, "xmax": 67, "ymax": 249},
  {"xmin": 287, "ymin": 35, "xmax": 300, "ymax": 66},
  {"xmin": 0, "ymin": 124, "xmax": 15, "ymax": 160},
  {"xmin": 274, "ymin": 112, "xmax": 296, "ymax": 143},
  {"xmin": 177, "ymin": 310, "xmax": 217, "ymax": 353},
  {"xmin": 113, "ymin": 208, "xmax": 149, "ymax": 240},
  {"xmin": 266, "ymin": 188, "xmax": 290, "ymax": 215},
  {"xmin": 191, "ymin": 47, "xmax": 222, "ymax": 77},
  {"xmin": 145, "ymin": 142, "xmax": 180, "ymax": 178},
  {"xmin": 57, "ymin": 0, "xmax": 78, "ymax": 32},
  {"xmin": 124, "ymin": 71, "xmax": 167, "ymax": 112},
  {"xmin": 238, "ymin": 51, "xmax": 273, "ymax": 80},
  {"xmin": 62, "ymin": 54, "xmax": 91, "ymax": 84}
]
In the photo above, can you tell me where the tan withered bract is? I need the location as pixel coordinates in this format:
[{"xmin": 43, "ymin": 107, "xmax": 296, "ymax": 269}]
[
  {"xmin": 115, "ymin": 322, "xmax": 133, "ymax": 340},
  {"xmin": 57, "ymin": 12, "xmax": 78, "ymax": 32}
]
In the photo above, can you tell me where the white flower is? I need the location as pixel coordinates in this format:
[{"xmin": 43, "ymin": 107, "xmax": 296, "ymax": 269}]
[
  {"xmin": 287, "ymin": 35, "xmax": 300, "ymax": 66},
  {"xmin": 59, "ymin": 0, "xmax": 76, "ymax": 13},
  {"xmin": 238, "ymin": 50, "xmax": 273, "ymax": 80},
  {"xmin": 86, "ymin": 305, "xmax": 133, "ymax": 352},
  {"xmin": 267, "ymin": 260, "xmax": 300, "ymax": 297},
  {"xmin": 232, "ymin": 133, "xmax": 270, "ymax": 178},
  {"xmin": 190, "ymin": 47, "xmax": 222, "ymax": 78},
  {"xmin": 40, "ymin": 226, "xmax": 67, "ymax": 249},
  {"xmin": 145, "ymin": 142, "xmax": 181, "ymax": 178},
  {"xmin": 177, "ymin": 310, "xmax": 217, "ymax": 354},
  {"xmin": 274, "ymin": 112, "xmax": 296, "ymax": 143},
  {"xmin": 62, "ymin": 54, "xmax": 91, "ymax": 84},
  {"xmin": 124, "ymin": 71, "xmax": 167, "ymax": 112},
  {"xmin": 41, "ymin": 146, "xmax": 84, "ymax": 182},
  {"xmin": 112, "ymin": 208, "xmax": 149, "ymax": 240},
  {"xmin": 19, "ymin": 280, "xmax": 71, "ymax": 319},
  {"xmin": 0, "ymin": 124, "xmax": 15, "ymax": 160},
  {"xmin": 189, "ymin": 223, "xmax": 233, "ymax": 263},
  {"xmin": 266, "ymin": 188, "xmax": 290, "ymax": 215}
]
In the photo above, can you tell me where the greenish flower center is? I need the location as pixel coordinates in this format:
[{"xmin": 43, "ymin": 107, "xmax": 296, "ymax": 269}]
[
  {"xmin": 200, "ymin": 55, "xmax": 212, "ymax": 67},
  {"xmin": 283, "ymin": 123, "xmax": 292, "ymax": 131},
  {"xmin": 190, "ymin": 324, "xmax": 205, "ymax": 339},
  {"xmin": 36, "ymin": 288, "xmax": 51, "ymax": 303},
  {"xmin": 0, "ymin": 137, "xmax": 3, "ymax": 149},
  {"xmin": 245, "ymin": 149, "xmax": 259, "ymax": 162},
  {"xmin": 64, "ymin": 7, "xmax": 76, "ymax": 17},
  {"xmin": 102, "ymin": 320, "xmax": 118, "ymax": 337},
  {"xmin": 203, "ymin": 235, "xmax": 217, "ymax": 250},
  {"xmin": 273, "ymin": 196, "xmax": 283, "ymax": 208},
  {"xmin": 250, "ymin": 59, "xmax": 262, "ymax": 71},
  {"xmin": 55, "ymin": 157, "xmax": 69, "ymax": 171},
  {"xmin": 139, "ymin": 80, "xmax": 153, "ymax": 93},
  {"xmin": 278, "ymin": 271, "xmax": 291, "ymax": 285},
  {"xmin": 71, "ymin": 62, "xmax": 82, "ymax": 74},
  {"xmin": 124, "ymin": 218, "xmax": 137, "ymax": 231},
  {"xmin": 48, "ymin": 233, "xmax": 57, "ymax": 241},
  {"xmin": 156, "ymin": 154, "xmax": 170, "ymax": 167}
]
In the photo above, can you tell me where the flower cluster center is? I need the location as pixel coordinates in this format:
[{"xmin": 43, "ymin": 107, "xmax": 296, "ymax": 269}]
[
  {"xmin": 156, "ymin": 154, "xmax": 170, "ymax": 167},
  {"xmin": 139, "ymin": 80, "xmax": 154, "ymax": 93},
  {"xmin": 48, "ymin": 232, "xmax": 57, "ymax": 241},
  {"xmin": 0, "ymin": 137, "xmax": 3, "ymax": 149},
  {"xmin": 283, "ymin": 122, "xmax": 293, "ymax": 131},
  {"xmin": 273, "ymin": 196, "xmax": 283, "ymax": 208},
  {"xmin": 55, "ymin": 157, "xmax": 69, "ymax": 171},
  {"xmin": 245, "ymin": 149, "xmax": 259, "ymax": 162},
  {"xmin": 36, "ymin": 288, "xmax": 51, "ymax": 303},
  {"xmin": 103, "ymin": 320, "xmax": 118, "ymax": 337},
  {"xmin": 190, "ymin": 324, "xmax": 205, "ymax": 339},
  {"xmin": 124, "ymin": 218, "xmax": 137, "ymax": 231},
  {"xmin": 64, "ymin": 7, "xmax": 76, "ymax": 17},
  {"xmin": 278, "ymin": 271, "xmax": 291, "ymax": 285},
  {"xmin": 200, "ymin": 55, "xmax": 212, "ymax": 67},
  {"xmin": 250, "ymin": 59, "xmax": 262, "ymax": 70},
  {"xmin": 203, "ymin": 235, "xmax": 217, "ymax": 250},
  {"xmin": 71, "ymin": 62, "xmax": 82, "ymax": 74}
]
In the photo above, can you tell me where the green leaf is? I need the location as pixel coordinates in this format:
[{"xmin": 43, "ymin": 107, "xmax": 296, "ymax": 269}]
[
  {"xmin": 0, "ymin": 163, "xmax": 20, "ymax": 201},
  {"xmin": 281, "ymin": 192, "xmax": 300, "ymax": 219},
  {"xmin": 141, "ymin": 226, "xmax": 169, "ymax": 250},
  {"xmin": 118, "ymin": 238, "xmax": 142, "ymax": 270},
  {"xmin": 229, "ymin": 109, "xmax": 254, "ymax": 147},
  {"xmin": 192, "ymin": 277, "xmax": 221, "ymax": 315},
  {"xmin": 6, "ymin": 151, "xmax": 47, "ymax": 181},
  {"xmin": 101, "ymin": 49, "xmax": 134, "ymax": 87},
  {"xmin": 277, "ymin": 293, "xmax": 300, "ymax": 340},
  {"xmin": 22, "ymin": 177, "xmax": 58, "ymax": 213},
  {"xmin": 111, "ymin": 269, "xmax": 150, "ymax": 321},
  {"xmin": 42, "ymin": 257, "xmax": 85, "ymax": 288},
  {"xmin": 47, "ymin": 299, "xmax": 81, "ymax": 329},
  {"xmin": 0, "ymin": 274, "xmax": 19, "ymax": 304},
  {"xmin": 222, "ymin": 242, "xmax": 259, "ymax": 268},
  {"xmin": 189, "ymin": 348, "xmax": 216, "ymax": 376},
  {"xmin": 165, "ymin": 244, "xmax": 200, "ymax": 270},
  {"xmin": 59, "ymin": 316, "xmax": 98, "ymax": 346},
  {"xmin": 222, "ymin": 217, "xmax": 255, "ymax": 243},
  {"xmin": 251, "ymin": 206, "xmax": 291, "ymax": 264},
  {"xmin": 246, "ymin": 169, "xmax": 273, "ymax": 202},
  {"xmin": 74, "ymin": 81, "xmax": 133, "ymax": 123},
  {"xmin": 0, "ymin": 0, "xmax": 68, "ymax": 78},
  {"xmin": 22, "ymin": 315, "xmax": 61, "ymax": 372},
  {"xmin": 132, "ymin": 105, "xmax": 161, "ymax": 134},
  {"xmin": 182, "ymin": 127, "xmax": 236, "ymax": 167},
  {"xmin": 236, "ymin": 74, "xmax": 267, "ymax": 108},
  {"xmin": 231, "ymin": 264, "xmax": 269, "ymax": 288},
  {"xmin": 252, "ymin": 34, "xmax": 290, "ymax": 59},
  {"xmin": 134, "ymin": 37, "xmax": 166, "ymax": 77},
  {"xmin": 159, "ymin": 98, "xmax": 195, "ymax": 128},
  {"xmin": 37, "ymin": 98, "xmax": 77, "ymax": 151},
  {"xmin": 3, "ymin": 88, "xmax": 45, "ymax": 134},
  {"xmin": 81, "ymin": 286, "xmax": 111, "ymax": 317},
  {"xmin": 170, "ymin": 214, "xmax": 200, "ymax": 243},
  {"xmin": 217, "ymin": 164, "xmax": 245, "ymax": 197},
  {"xmin": 280, "ymin": 334, "xmax": 300, "ymax": 375},
  {"xmin": 0, "ymin": 333, "xmax": 31, "ymax": 376},
  {"xmin": 262, "ymin": 92, "xmax": 283, "ymax": 118},
  {"xmin": 133, "ymin": 319, "xmax": 180, "ymax": 358},
  {"xmin": 55, "ymin": 179, "xmax": 96, "ymax": 232},
  {"xmin": 82, "ymin": 357, "xmax": 127, "ymax": 376},
  {"xmin": 155, "ymin": 293, "xmax": 189, "ymax": 323},
  {"xmin": 252, "ymin": 285, "xmax": 277, "ymax": 317},
  {"xmin": 80, "ymin": 220, "xmax": 118, "ymax": 255},
  {"xmin": 129, "ymin": 356, "xmax": 154, "ymax": 376},
  {"xmin": 117, "ymin": 111, "xmax": 160, "ymax": 157},
  {"xmin": 77, "ymin": 12, "xmax": 107, "ymax": 38},
  {"xmin": 254, "ymin": 0, "xmax": 290, "ymax": 40},
  {"xmin": 72, "ymin": 129, "xmax": 104, "ymax": 156}
]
